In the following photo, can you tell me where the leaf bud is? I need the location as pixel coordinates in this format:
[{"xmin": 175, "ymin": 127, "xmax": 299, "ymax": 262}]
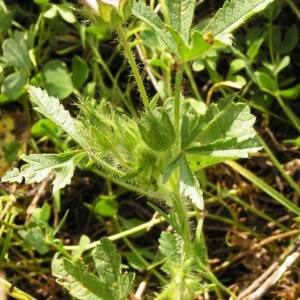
[{"xmin": 138, "ymin": 109, "xmax": 176, "ymax": 152}]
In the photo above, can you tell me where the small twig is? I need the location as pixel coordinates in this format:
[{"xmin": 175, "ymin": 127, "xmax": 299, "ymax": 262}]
[
  {"xmin": 0, "ymin": 270, "xmax": 8, "ymax": 300},
  {"xmin": 146, "ymin": 212, "xmax": 160, "ymax": 231},
  {"xmin": 238, "ymin": 237, "xmax": 300, "ymax": 300},
  {"xmin": 134, "ymin": 272, "xmax": 152, "ymax": 300},
  {"xmin": 237, "ymin": 261, "xmax": 279, "ymax": 300},
  {"xmin": 26, "ymin": 174, "xmax": 54, "ymax": 219}
]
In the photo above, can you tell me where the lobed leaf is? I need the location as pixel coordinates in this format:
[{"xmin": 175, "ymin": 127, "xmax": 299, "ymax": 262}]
[
  {"xmin": 159, "ymin": 231, "xmax": 181, "ymax": 263},
  {"xmin": 52, "ymin": 238, "xmax": 135, "ymax": 300},
  {"xmin": 52, "ymin": 256, "xmax": 112, "ymax": 300},
  {"xmin": 93, "ymin": 238, "xmax": 135, "ymax": 300},
  {"xmin": 181, "ymin": 94, "xmax": 260, "ymax": 149},
  {"xmin": 1, "ymin": 151, "xmax": 86, "ymax": 193}
]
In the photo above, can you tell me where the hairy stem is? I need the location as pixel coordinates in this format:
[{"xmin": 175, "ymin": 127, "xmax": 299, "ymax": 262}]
[
  {"xmin": 174, "ymin": 64, "xmax": 184, "ymax": 137},
  {"xmin": 115, "ymin": 23, "xmax": 150, "ymax": 110}
]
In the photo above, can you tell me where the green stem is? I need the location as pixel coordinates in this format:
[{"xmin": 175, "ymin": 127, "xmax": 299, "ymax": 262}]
[
  {"xmin": 266, "ymin": 19, "xmax": 300, "ymax": 132},
  {"xmin": 115, "ymin": 23, "xmax": 150, "ymax": 110},
  {"xmin": 87, "ymin": 35, "xmax": 137, "ymax": 118},
  {"xmin": 259, "ymin": 136, "xmax": 300, "ymax": 195},
  {"xmin": 275, "ymin": 93, "xmax": 300, "ymax": 133},
  {"xmin": 174, "ymin": 64, "xmax": 184, "ymax": 136},
  {"xmin": 183, "ymin": 64, "xmax": 204, "ymax": 102},
  {"xmin": 0, "ymin": 219, "xmax": 24, "ymax": 230},
  {"xmin": 0, "ymin": 278, "xmax": 38, "ymax": 300},
  {"xmin": 285, "ymin": 0, "xmax": 300, "ymax": 20},
  {"xmin": 63, "ymin": 215, "xmax": 166, "ymax": 251},
  {"xmin": 113, "ymin": 216, "xmax": 168, "ymax": 285}
]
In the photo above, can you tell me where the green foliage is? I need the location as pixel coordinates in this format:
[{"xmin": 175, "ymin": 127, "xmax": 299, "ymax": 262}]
[
  {"xmin": 133, "ymin": 0, "xmax": 274, "ymax": 62},
  {"xmin": 4, "ymin": 0, "xmax": 300, "ymax": 299},
  {"xmin": 42, "ymin": 60, "xmax": 74, "ymax": 99},
  {"xmin": 2, "ymin": 151, "xmax": 86, "ymax": 193},
  {"xmin": 138, "ymin": 107, "xmax": 176, "ymax": 151},
  {"xmin": 1, "ymin": 32, "xmax": 32, "ymax": 101},
  {"xmin": 203, "ymin": 0, "xmax": 274, "ymax": 44},
  {"xmin": 52, "ymin": 237, "xmax": 135, "ymax": 300},
  {"xmin": 28, "ymin": 86, "xmax": 86, "ymax": 146}
]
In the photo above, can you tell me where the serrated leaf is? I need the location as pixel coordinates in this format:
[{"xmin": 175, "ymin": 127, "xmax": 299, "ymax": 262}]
[
  {"xmin": 186, "ymin": 136, "xmax": 262, "ymax": 157},
  {"xmin": 181, "ymin": 93, "xmax": 263, "ymax": 169},
  {"xmin": 166, "ymin": 0, "xmax": 196, "ymax": 44},
  {"xmin": 118, "ymin": 272, "xmax": 135, "ymax": 299},
  {"xmin": 181, "ymin": 94, "xmax": 236, "ymax": 150},
  {"xmin": 1, "ymin": 151, "xmax": 85, "ymax": 193},
  {"xmin": 53, "ymin": 257, "xmax": 112, "ymax": 300},
  {"xmin": 179, "ymin": 155, "xmax": 203, "ymax": 210},
  {"xmin": 93, "ymin": 237, "xmax": 135, "ymax": 300},
  {"xmin": 183, "ymin": 94, "xmax": 261, "ymax": 149},
  {"xmin": 94, "ymin": 237, "xmax": 121, "ymax": 283},
  {"xmin": 159, "ymin": 232, "xmax": 181, "ymax": 262},
  {"xmin": 159, "ymin": 232, "xmax": 182, "ymax": 277},
  {"xmin": 28, "ymin": 86, "xmax": 85, "ymax": 147},
  {"xmin": 203, "ymin": 0, "xmax": 274, "ymax": 45}
]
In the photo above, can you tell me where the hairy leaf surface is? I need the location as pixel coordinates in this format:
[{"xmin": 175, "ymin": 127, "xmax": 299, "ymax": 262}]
[
  {"xmin": 29, "ymin": 86, "xmax": 85, "ymax": 147},
  {"xmin": 203, "ymin": 0, "xmax": 274, "ymax": 44}
]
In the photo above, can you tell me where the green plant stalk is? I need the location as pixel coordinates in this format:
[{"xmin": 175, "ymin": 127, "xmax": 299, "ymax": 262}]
[
  {"xmin": 285, "ymin": 0, "xmax": 300, "ymax": 19},
  {"xmin": 124, "ymin": 237, "xmax": 168, "ymax": 285},
  {"xmin": 225, "ymin": 160, "xmax": 300, "ymax": 216},
  {"xmin": 0, "ymin": 278, "xmax": 37, "ymax": 300},
  {"xmin": 115, "ymin": 23, "xmax": 150, "ymax": 110},
  {"xmin": 183, "ymin": 64, "xmax": 204, "ymax": 102},
  {"xmin": 275, "ymin": 93, "xmax": 300, "ymax": 133},
  {"xmin": 174, "ymin": 64, "xmax": 184, "ymax": 136},
  {"xmin": 205, "ymin": 181, "xmax": 290, "ymax": 231},
  {"xmin": 114, "ymin": 222, "xmax": 168, "ymax": 286},
  {"xmin": 259, "ymin": 136, "xmax": 300, "ymax": 196},
  {"xmin": 257, "ymin": 78, "xmax": 300, "ymax": 133},
  {"xmin": 0, "ymin": 208, "xmax": 20, "ymax": 260},
  {"xmin": 87, "ymin": 35, "xmax": 137, "ymax": 118},
  {"xmin": 63, "ymin": 215, "xmax": 166, "ymax": 251},
  {"xmin": 0, "ymin": 219, "xmax": 24, "ymax": 230},
  {"xmin": 194, "ymin": 255, "xmax": 237, "ymax": 299},
  {"xmin": 266, "ymin": 19, "xmax": 300, "ymax": 132}
]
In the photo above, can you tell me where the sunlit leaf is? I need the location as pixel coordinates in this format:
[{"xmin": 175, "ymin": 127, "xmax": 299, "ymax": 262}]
[
  {"xmin": 1, "ymin": 151, "xmax": 86, "ymax": 193},
  {"xmin": 203, "ymin": 0, "xmax": 274, "ymax": 45}
]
